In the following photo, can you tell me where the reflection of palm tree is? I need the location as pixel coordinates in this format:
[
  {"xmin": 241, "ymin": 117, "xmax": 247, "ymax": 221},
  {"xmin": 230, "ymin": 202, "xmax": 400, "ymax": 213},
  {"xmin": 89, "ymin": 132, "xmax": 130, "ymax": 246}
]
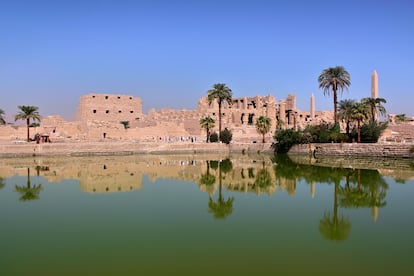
[
  {"xmin": 0, "ymin": 177, "xmax": 5, "ymax": 190},
  {"xmin": 199, "ymin": 160, "xmax": 216, "ymax": 195},
  {"xmin": 319, "ymin": 182, "xmax": 351, "ymax": 242},
  {"xmin": 254, "ymin": 161, "xmax": 272, "ymax": 192},
  {"xmin": 338, "ymin": 169, "xmax": 387, "ymax": 221},
  {"xmin": 15, "ymin": 168, "xmax": 43, "ymax": 201},
  {"xmin": 208, "ymin": 159, "xmax": 234, "ymax": 219}
]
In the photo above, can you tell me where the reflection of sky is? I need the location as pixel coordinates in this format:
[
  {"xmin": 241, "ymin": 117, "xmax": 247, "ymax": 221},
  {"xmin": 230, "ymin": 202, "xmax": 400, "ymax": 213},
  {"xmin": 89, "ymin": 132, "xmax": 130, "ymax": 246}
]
[{"xmin": 1, "ymin": 167, "xmax": 414, "ymax": 274}]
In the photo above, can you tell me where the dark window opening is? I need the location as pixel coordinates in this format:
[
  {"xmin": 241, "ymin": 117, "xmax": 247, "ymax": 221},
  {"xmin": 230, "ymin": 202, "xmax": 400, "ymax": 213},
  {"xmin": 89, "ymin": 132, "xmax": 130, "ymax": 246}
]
[
  {"xmin": 105, "ymin": 96, "xmax": 108, "ymax": 99},
  {"xmin": 93, "ymin": 110, "xmax": 97, "ymax": 113},
  {"xmin": 248, "ymin": 114, "xmax": 254, "ymax": 125},
  {"xmin": 92, "ymin": 95, "xmax": 95, "ymax": 98},
  {"xmin": 117, "ymin": 96, "xmax": 121, "ymax": 99},
  {"xmin": 118, "ymin": 110, "xmax": 122, "ymax": 113},
  {"xmin": 130, "ymin": 110, "xmax": 134, "ymax": 113},
  {"xmin": 106, "ymin": 110, "xmax": 109, "ymax": 114}
]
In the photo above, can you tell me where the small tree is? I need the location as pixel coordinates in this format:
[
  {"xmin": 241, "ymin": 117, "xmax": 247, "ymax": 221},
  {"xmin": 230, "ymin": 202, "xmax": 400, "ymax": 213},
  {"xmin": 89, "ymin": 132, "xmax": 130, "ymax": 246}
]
[
  {"xmin": 255, "ymin": 115, "xmax": 272, "ymax": 143},
  {"xmin": 351, "ymin": 102, "xmax": 369, "ymax": 143},
  {"xmin": 0, "ymin": 109, "xmax": 5, "ymax": 125},
  {"xmin": 220, "ymin": 128, "xmax": 232, "ymax": 144},
  {"xmin": 210, "ymin": 132, "xmax": 219, "ymax": 143},
  {"xmin": 120, "ymin": 121, "xmax": 130, "ymax": 129},
  {"xmin": 199, "ymin": 115, "xmax": 215, "ymax": 143},
  {"xmin": 15, "ymin": 105, "xmax": 41, "ymax": 142}
]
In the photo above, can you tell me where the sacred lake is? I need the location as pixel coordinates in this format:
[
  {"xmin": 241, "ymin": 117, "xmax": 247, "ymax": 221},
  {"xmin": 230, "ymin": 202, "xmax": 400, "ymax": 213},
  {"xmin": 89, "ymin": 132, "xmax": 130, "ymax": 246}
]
[{"xmin": 1, "ymin": 154, "xmax": 413, "ymax": 275}]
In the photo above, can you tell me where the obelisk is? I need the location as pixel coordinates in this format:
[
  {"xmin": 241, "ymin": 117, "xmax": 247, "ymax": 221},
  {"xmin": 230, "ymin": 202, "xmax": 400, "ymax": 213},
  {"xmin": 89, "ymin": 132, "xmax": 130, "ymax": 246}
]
[
  {"xmin": 371, "ymin": 70, "xmax": 378, "ymax": 98},
  {"xmin": 310, "ymin": 93, "xmax": 315, "ymax": 119}
]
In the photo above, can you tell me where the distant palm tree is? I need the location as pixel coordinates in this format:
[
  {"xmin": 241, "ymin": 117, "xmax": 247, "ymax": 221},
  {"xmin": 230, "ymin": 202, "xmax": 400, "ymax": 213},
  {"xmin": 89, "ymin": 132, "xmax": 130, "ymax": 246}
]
[
  {"xmin": 0, "ymin": 108, "xmax": 5, "ymax": 125},
  {"xmin": 318, "ymin": 66, "xmax": 351, "ymax": 123},
  {"xmin": 351, "ymin": 102, "xmax": 369, "ymax": 143},
  {"xmin": 199, "ymin": 115, "xmax": 215, "ymax": 143},
  {"xmin": 255, "ymin": 115, "xmax": 272, "ymax": 143},
  {"xmin": 207, "ymin": 83, "xmax": 232, "ymax": 141},
  {"xmin": 338, "ymin": 99, "xmax": 356, "ymax": 137},
  {"xmin": 361, "ymin": 97, "xmax": 387, "ymax": 123},
  {"xmin": 15, "ymin": 105, "xmax": 41, "ymax": 142}
]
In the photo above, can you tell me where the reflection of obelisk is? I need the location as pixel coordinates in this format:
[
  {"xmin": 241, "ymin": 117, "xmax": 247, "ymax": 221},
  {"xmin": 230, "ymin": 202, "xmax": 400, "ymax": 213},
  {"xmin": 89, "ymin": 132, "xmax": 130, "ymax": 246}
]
[
  {"xmin": 310, "ymin": 93, "xmax": 315, "ymax": 119},
  {"xmin": 371, "ymin": 70, "xmax": 378, "ymax": 98}
]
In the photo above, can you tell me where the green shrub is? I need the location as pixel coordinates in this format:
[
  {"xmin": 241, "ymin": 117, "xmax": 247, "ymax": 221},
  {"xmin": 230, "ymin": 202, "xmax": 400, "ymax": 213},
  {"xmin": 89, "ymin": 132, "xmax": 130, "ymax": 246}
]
[
  {"xmin": 220, "ymin": 128, "xmax": 232, "ymax": 144},
  {"xmin": 210, "ymin": 132, "xmax": 219, "ymax": 143},
  {"xmin": 360, "ymin": 122, "xmax": 388, "ymax": 143},
  {"xmin": 350, "ymin": 122, "xmax": 388, "ymax": 143},
  {"xmin": 273, "ymin": 128, "xmax": 303, "ymax": 153}
]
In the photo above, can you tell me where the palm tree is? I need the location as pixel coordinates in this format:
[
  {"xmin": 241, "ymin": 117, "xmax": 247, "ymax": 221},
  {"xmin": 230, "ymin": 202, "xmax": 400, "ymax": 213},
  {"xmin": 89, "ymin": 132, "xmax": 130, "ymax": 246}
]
[
  {"xmin": 199, "ymin": 115, "xmax": 215, "ymax": 143},
  {"xmin": 351, "ymin": 102, "xmax": 369, "ymax": 143},
  {"xmin": 361, "ymin": 97, "xmax": 387, "ymax": 123},
  {"xmin": 15, "ymin": 168, "xmax": 43, "ymax": 201},
  {"xmin": 255, "ymin": 115, "xmax": 272, "ymax": 143},
  {"xmin": 14, "ymin": 105, "xmax": 41, "ymax": 142},
  {"xmin": 338, "ymin": 99, "xmax": 356, "ymax": 137},
  {"xmin": 318, "ymin": 66, "xmax": 351, "ymax": 123},
  {"xmin": 207, "ymin": 83, "xmax": 232, "ymax": 141},
  {"xmin": 0, "ymin": 108, "xmax": 5, "ymax": 125}
]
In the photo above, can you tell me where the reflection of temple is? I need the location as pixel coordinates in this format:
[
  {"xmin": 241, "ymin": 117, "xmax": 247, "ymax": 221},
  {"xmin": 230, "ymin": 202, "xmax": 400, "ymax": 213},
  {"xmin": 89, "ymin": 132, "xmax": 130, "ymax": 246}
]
[{"xmin": 0, "ymin": 155, "xmax": 300, "ymax": 196}]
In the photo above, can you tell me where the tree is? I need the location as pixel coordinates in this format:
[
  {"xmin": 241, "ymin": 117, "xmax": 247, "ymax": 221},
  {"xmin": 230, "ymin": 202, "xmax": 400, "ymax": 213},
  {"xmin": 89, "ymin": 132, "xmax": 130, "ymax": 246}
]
[
  {"xmin": 318, "ymin": 66, "xmax": 351, "ymax": 123},
  {"xmin": 14, "ymin": 105, "xmax": 41, "ymax": 142},
  {"xmin": 120, "ymin": 121, "xmax": 130, "ymax": 129},
  {"xmin": 199, "ymin": 115, "xmax": 215, "ymax": 143},
  {"xmin": 351, "ymin": 102, "xmax": 369, "ymax": 143},
  {"xmin": 361, "ymin": 97, "xmax": 387, "ymax": 123},
  {"xmin": 219, "ymin": 128, "xmax": 232, "ymax": 144},
  {"xmin": 255, "ymin": 115, "xmax": 272, "ymax": 143},
  {"xmin": 0, "ymin": 108, "xmax": 5, "ymax": 125},
  {"xmin": 207, "ymin": 83, "xmax": 232, "ymax": 141},
  {"xmin": 338, "ymin": 99, "xmax": 356, "ymax": 137}
]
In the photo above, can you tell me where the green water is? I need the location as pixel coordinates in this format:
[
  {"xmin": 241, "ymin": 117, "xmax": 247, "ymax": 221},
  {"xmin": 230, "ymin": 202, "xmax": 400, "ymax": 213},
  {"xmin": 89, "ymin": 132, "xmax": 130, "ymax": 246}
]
[{"xmin": 1, "ymin": 154, "xmax": 413, "ymax": 275}]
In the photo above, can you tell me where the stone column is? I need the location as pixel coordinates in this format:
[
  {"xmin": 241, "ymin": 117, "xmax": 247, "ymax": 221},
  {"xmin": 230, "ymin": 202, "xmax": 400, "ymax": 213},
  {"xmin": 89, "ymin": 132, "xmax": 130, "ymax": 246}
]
[
  {"xmin": 310, "ymin": 93, "xmax": 315, "ymax": 119},
  {"xmin": 371, "ymin": 70, "xmax": 378, "ymax": 98}
]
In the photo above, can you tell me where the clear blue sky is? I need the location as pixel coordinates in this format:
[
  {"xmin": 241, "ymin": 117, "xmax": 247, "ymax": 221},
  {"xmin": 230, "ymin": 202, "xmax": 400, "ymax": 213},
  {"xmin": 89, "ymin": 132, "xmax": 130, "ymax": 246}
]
[{"xmin": 1, "ymin": 0, "xmax": 413, "ymax": 121}]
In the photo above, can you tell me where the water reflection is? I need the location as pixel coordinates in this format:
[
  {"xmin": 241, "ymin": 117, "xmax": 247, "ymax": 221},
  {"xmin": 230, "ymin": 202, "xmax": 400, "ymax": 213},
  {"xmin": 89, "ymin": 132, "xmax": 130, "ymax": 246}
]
[
  {"xmin": 14, "ymin": 167, "xmax": 43, "ymax": 201},
  {"xmin": 1, "ymin": 154, "xmax": 412, "ymax": 227},
  {"xmin": 207, "ymin": 159, "xmax": 235, "ymax": 219}
]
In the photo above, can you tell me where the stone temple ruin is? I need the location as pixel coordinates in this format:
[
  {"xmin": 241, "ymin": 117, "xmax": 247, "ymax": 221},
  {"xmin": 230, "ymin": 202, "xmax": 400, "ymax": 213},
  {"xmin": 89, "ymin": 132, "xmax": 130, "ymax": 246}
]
[
  {"xmin": 2, "ymin": 70, "xmax": 412, "ymax": 143},
  {"xmin": 1, "ymin": 92, "xmax": 335, "ymax": 143}
]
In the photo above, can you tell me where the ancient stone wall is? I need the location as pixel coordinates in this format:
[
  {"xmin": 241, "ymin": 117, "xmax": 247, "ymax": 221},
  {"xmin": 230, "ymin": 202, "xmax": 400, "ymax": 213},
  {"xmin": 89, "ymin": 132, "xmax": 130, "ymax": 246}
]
[{"xmin": 76, "ymin": 93, "xmax": 143, "ymax": 124}]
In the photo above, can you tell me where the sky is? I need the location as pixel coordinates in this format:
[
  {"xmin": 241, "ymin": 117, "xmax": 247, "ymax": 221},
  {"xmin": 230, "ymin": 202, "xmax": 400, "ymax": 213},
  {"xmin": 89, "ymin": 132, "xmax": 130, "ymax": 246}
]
[{"xmin": 1, "ymin": 0, "xmax": 413, "ymax": 122}]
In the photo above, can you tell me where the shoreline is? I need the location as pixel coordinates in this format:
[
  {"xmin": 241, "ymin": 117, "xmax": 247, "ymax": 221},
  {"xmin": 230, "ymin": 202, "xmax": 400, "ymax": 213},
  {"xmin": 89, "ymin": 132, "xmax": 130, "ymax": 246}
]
[
  {"xmin": 1, "ymin": 140, "xmax": 414, "ymax": 159},
  {"xmin": 0, "ymin": 140, "xmax": 275, "ymax": 157}
]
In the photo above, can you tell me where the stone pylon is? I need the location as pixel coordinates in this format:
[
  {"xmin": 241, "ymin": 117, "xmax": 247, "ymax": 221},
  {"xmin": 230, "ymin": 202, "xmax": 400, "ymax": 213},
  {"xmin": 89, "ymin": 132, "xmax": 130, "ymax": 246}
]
[
  {"xmin": 310, "ymin": 93, "xmax": 315, "ymax": 119},
  {"xmin": 371, "ymin": 70, "xmax": 379, "ymax": 98}
]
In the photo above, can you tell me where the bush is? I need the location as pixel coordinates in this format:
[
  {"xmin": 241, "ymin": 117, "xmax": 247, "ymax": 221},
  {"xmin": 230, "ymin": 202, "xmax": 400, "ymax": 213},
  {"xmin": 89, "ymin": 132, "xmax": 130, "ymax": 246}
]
[
  {"xmin": 220, "ymin": 128, "xmax": 232, "ymax": 144},
  {"xmin": 360, "ymin": 122, "xmax": 388, "ymax": 143},
  {"xmin": 273, "ymin": 128, "xmax": 303, "ymax": 153},
  {"xmin": 210, "ymin": 132, "xmax": 218, "ymax": 143}
]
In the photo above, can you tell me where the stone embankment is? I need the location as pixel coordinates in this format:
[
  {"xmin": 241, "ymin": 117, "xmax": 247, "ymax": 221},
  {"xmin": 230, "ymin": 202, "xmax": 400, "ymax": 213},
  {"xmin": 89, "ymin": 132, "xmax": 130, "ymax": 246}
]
[
  {"xmin": 289, "ymin": 143, "xmax": 414, "ymax": 158},
  {"xmin": 0, "ymin": 141, "xmax": 274, "ymax": 157}
]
